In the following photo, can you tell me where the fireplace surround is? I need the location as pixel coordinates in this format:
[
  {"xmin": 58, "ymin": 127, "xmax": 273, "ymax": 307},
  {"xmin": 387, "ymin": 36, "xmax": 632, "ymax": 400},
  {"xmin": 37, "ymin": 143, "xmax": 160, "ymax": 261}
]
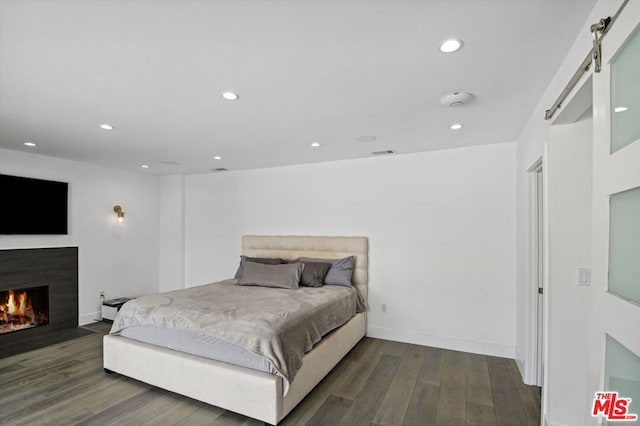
[{"xmin": 0, "ymin": 247, "xmax": 82, "ymax": 357}]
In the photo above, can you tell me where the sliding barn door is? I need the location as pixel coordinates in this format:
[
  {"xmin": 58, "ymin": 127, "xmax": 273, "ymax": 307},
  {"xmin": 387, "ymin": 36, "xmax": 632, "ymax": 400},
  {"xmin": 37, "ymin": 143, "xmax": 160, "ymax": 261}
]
[{"xmin": 590, "ymin": 2, "xmax": 640, "ymax": 424}]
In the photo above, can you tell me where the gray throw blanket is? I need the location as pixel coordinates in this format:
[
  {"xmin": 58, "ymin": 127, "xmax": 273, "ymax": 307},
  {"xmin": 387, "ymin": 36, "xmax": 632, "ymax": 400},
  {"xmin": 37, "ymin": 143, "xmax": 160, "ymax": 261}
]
[{"xmin": 110, "ymin": 280, "xmax": 358, "ymax": 388}]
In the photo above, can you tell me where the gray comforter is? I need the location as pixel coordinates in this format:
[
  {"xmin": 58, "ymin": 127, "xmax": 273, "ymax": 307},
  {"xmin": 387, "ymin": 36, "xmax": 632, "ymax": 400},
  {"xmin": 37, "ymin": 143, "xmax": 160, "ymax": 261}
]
[{"xmin": 110, "ymin": 279, "xmax": 358, "ymax": 387}]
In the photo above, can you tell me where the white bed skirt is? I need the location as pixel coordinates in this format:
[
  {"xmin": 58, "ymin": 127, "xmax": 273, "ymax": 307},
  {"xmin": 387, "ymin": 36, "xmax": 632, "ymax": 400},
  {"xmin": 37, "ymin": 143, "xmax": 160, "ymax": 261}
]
[{"xmin": 103, "ymin": 312, "xmax": 366, "ymax": 424}]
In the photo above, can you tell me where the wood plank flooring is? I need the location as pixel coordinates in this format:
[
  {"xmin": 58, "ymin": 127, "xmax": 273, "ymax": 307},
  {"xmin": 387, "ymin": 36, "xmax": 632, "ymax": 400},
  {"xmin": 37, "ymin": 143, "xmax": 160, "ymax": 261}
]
[{"xmin": 0, "ymin": 322, "xmax": 540, "ymax": 425}]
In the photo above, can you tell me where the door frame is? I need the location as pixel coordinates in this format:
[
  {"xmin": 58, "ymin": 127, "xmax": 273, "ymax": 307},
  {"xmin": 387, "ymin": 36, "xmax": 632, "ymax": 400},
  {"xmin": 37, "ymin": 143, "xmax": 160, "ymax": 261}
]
[{"xmin": 525, "ymin": 157, "xmax": 544, "ymax": 387}]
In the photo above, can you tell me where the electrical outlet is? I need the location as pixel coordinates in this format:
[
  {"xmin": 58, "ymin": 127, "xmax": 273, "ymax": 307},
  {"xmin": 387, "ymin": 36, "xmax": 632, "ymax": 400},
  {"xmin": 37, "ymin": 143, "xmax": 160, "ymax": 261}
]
[{"xmin": 381, "ymin": 304, "xmax": 387, "ymax": 313}]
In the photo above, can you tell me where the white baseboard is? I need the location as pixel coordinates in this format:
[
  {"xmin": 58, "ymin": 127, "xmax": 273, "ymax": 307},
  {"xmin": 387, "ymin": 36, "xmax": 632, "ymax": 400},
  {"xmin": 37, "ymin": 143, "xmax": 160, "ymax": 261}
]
[
  {"xmin": 367, "ymin": 326, "xmax": 515, "ymax": 358},
  {"xmin": 545, "ymin": 416, "xmax": 565, "ymax": 426},
  {"xmin": 544, "ymin": 414, "xmax": 585, "ymax": 426},
  {"xmin": 516, "ymin": 346, "xmax": 541, "ymax": 386},
  {"xmin": 79, "ymin": 311, "xmax": 101, "ymax": 326},
  {"xmin": 515, "ymin": 346, "xmax": 525, "ymax": 377}
]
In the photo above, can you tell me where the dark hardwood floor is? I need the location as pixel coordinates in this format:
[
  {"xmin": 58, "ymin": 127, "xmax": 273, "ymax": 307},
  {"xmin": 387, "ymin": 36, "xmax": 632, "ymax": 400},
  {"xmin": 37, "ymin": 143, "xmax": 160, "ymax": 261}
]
[{"xmin": 0, "ymin": 322, "xmax": 540, "ymax": 425}]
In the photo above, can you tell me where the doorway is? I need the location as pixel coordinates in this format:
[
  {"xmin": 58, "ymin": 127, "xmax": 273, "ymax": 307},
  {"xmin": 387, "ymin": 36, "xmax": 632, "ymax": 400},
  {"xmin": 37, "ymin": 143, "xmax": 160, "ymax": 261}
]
[{"xmin": 527, "ymin": 158, "xmax": 544, "ymax": 388}]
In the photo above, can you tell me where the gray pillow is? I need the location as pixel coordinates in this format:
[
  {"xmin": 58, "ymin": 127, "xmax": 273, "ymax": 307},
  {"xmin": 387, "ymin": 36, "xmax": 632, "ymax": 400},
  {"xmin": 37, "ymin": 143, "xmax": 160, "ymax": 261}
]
[
  {"xmin": 234, "ymin": 255, "xmax": 284, "ymax": 278},
  {"xmin": 237, "ymin": 261, "xmax": 302, "ymax": 289},
  {"xmin": 299, "ymin": 262, "xmax": 332, "ymax": 287},
  {"xmin": 298, "ymin": 256, "xmax": 354, "ymax": 287}
]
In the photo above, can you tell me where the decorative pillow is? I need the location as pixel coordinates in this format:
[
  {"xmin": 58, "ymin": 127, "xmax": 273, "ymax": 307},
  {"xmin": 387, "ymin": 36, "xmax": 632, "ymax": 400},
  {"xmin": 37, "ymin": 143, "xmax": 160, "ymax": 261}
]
[
  {"xmin": 298, "ymin": 262, "xmax": 332, "ymax": 287},
  {"xmin": 298, "ymin": 256, "xmax": 354, "ymax": 287},
  {"xmin": 234, "ymin": 256, "xmax": 284, "ymax": 278},
  {"xmin": 237, "ymin": 261, "xmax": 303, "ymax": 289}
]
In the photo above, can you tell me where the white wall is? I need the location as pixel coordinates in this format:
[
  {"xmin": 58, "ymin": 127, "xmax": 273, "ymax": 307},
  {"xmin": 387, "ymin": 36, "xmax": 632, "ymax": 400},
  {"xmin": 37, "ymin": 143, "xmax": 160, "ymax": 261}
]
[
  {"xmin": 515, "ymin": 0, "xmax": 625, "ymax": 383},
  {"xmin": 158, "ymin": 175, "xmax": 185, "ymax": 292},
  {"xmin": 545, "ymin": 117, "xmax": 593, "ymax": 425},
  {"xmin": 0, "ymin": 149, "xmax": 160, "ymax": 324},
  {"xmin": 179, "ymin": 143, "xmax": 517, "ymax": 357}
]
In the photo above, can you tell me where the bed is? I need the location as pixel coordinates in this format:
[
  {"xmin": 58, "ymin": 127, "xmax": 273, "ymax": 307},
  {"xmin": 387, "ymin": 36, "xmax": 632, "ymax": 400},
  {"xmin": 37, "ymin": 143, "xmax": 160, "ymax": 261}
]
[{"xmin": 103, "ymin": 235, "xmax": 368, "ymax": 425}]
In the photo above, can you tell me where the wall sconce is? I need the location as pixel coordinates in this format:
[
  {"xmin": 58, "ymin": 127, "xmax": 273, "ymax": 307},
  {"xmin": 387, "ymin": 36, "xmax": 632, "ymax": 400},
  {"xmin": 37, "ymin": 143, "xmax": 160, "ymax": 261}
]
[{"xmin": 113, "ymin": 205, "xmax": 125, "ymax": 223}]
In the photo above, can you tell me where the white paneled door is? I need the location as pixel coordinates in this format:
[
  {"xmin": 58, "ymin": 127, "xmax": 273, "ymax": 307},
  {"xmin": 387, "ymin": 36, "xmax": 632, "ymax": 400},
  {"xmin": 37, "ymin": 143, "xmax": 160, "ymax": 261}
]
[{"xmin": 591, "ymin": 2, "xmax": 640, "ymax": 424}]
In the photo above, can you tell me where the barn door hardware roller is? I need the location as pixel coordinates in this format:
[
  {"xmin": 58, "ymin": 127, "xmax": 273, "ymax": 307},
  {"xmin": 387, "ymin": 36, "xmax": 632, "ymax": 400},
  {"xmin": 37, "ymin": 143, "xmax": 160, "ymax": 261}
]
[
  {"xmin": 591, "ymin": 17, "xmax": 611, "ymax": 73},
  {"xmin": 544, "ymin": 0, "xmax": 629, "ymax": 120}
]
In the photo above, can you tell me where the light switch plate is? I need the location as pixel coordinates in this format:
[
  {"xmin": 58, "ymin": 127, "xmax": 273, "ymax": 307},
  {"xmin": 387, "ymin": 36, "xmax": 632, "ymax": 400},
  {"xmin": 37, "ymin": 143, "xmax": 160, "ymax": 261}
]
[{"xmin": 577, "ymin": 268, "xmax": 591, "ymax": 286}]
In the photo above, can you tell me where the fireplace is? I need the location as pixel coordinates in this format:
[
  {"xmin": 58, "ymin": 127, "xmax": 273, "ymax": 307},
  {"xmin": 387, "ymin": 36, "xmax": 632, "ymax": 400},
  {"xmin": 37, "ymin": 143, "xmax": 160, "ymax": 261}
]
[
  {"xmin": 0, "ymin": 247, "xmax": 80, "ymax": 358},
  {"xmin": 0, "ymin": 286, "xmax": 49, "ymax": 334}
]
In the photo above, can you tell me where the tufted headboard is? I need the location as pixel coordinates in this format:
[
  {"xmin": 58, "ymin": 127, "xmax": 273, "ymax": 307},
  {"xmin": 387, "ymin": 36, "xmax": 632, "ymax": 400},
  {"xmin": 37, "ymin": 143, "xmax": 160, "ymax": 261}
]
[{"xmin": 241, "ymin": 235, "xmax": 368, "ymax": 303}]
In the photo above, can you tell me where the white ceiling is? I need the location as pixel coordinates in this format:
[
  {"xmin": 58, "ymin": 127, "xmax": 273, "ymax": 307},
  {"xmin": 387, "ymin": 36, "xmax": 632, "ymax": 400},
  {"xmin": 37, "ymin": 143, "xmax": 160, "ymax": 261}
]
[{"xmin": 0, "ymin": 0, "xmax": 595, "ymax": 175}]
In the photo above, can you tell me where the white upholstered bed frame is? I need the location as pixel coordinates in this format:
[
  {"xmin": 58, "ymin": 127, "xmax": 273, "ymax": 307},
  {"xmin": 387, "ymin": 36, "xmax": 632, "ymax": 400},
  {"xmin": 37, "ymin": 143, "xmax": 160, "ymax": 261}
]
[{"xmin": 103, "ymin": 235, "xmax": 368, "ymax": 425}]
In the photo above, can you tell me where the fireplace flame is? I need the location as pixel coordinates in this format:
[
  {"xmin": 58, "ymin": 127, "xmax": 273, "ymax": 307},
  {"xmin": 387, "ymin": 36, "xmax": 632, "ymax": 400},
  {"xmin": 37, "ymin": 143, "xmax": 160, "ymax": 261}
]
[{"xmin": 0, "ymin": 289, "xmax": 46, "ymax": 333}]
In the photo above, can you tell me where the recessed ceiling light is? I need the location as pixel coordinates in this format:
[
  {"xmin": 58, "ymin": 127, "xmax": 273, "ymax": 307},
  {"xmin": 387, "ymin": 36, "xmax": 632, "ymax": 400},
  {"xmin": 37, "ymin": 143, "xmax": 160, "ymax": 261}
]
[
  {"xmin": 614, "ymin": 106, "xmax": 628, "ymax": 113},
  {"xmin": 161, "ymin": 160, "xmax": 180, "ymax": 166},
  {"xmin": 311, "ymin": 142, "xmax": 321, "ymax": 148},
  {"xmin": 450, "ymin": 123, "xmax": 464, "ymax": 130},
  {"xmin": 141, "ymin": 164, "xmax": 150, "ymax": 169},
  {"xmin": 440, "ymin": 39, "xmax": 463, "ymax": 53},
  {"xmin": 221, "ymin": 91, "xmax": 239, "ymax": 101},
  {"xmin": 99, "ymin": 123, "xmax": 114, "ymax": 130},
  {"xmin": 24, "ymin": 141, "xmax": 36, "ymax": 147},
  {"xmin": 213, "ymin": 155, "xmax": 223, "ymax": 160}
]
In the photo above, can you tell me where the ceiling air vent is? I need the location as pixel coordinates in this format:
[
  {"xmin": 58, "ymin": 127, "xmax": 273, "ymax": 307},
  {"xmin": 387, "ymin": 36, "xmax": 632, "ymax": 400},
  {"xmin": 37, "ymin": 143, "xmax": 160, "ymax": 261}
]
[
  {"xmin": 210, "ymin": 168, "xmax": 228, "ymax": 172},
  {"xmin": 371, "ymin": 150, "xmax": 395, "ymax": 156}
]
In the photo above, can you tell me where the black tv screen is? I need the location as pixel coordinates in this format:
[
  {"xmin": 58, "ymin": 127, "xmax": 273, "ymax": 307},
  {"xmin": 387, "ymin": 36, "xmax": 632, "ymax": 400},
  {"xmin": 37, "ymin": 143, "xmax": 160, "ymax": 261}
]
[{"xmin": 0, "ymin": 174, "xmax": 68, "ymax": 235}]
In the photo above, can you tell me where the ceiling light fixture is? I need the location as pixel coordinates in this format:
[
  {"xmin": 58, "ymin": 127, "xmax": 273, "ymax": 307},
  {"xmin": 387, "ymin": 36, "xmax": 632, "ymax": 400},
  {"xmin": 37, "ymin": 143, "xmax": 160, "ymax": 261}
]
[
  {"xmin": 213, "ymin": 155, "xmax": 223, "ymax": 160},
  {"xmin": 614, "ymin": 106, "xmax": 628, "ymax": 113},
  {"xmin": 24, "ymin": 141, "xmax": 36, "ymax": 147},
  {"xmin": 99, "ymin": 124, "xmax": 114, "ymax": 130},
  {"xmin": 450, "ymin": 123, "xmax": 464, "ymax": 130},
  {"xmin": 311, "ymin": 142, "xmax": 321, "ymax": 148},
  {"xmin": 141, "ymin": 164, "xmax": 150, "ymax": 169},
  {"xmin": 221, "ymin": 91, "xmax": 239, "ymax": 101},
  {"xmin": 355, "ymin": 135, "xmax": 377, "ymax": 142},
  {"xmin": 440, "ymin": 39, "xmax": 463, "ymax": 53}
]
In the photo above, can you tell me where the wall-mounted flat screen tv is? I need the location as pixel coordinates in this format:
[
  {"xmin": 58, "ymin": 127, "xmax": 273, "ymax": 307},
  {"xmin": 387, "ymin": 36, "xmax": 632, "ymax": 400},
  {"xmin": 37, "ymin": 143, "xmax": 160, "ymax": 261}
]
[{"xmin": 0, "ymin": 174, "xmax": 68, "ymax": 235}]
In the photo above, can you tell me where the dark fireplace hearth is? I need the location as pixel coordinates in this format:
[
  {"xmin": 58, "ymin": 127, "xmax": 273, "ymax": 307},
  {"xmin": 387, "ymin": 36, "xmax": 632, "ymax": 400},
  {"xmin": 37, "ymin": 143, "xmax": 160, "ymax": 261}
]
[{"xmin": 0, "ymin": 247, "xmax": 84, "ymax": 358}]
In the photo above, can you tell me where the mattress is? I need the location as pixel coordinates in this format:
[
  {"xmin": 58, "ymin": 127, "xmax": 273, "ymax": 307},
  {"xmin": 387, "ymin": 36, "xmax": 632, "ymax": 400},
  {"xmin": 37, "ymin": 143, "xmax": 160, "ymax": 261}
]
[
  {"xmin": 119, "ymin": 325, "xmax": 277, "ymax": 374},
  {"xmin": 110, "ymin": 279, "xmax": 358, "ymax": 386}
]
